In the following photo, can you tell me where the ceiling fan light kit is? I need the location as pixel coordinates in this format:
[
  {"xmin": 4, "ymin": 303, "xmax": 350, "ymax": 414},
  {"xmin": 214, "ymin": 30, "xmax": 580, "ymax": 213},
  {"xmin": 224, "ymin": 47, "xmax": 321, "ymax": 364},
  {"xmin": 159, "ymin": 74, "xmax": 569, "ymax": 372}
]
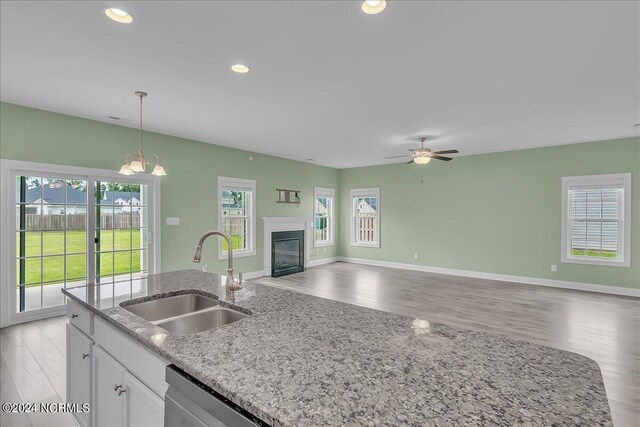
[{"xmin": 386, "ymin": 137, "xmax": 459, "ymax": 165}]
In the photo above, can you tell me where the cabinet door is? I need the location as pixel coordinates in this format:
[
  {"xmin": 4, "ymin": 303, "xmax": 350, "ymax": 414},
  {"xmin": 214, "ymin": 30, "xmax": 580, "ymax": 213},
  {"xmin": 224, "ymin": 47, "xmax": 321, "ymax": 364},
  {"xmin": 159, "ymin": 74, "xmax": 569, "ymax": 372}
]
[
  {"xmin": 94, "ymin": 346, "xmax": 126, "ymax": 427},
  {"xmin": 124, "ymin": 372, "xmax": 164, "ymax": 427},
  {"xmin": 66, "ymin": 324, "xmax": 93, "ymax": 427}
]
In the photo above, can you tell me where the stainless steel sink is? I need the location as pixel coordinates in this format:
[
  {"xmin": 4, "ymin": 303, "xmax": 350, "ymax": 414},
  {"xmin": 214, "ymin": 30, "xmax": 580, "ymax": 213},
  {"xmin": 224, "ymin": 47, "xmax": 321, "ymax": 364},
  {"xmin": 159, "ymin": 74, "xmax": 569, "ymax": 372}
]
[
  {"xmin": 121, "ymin": 293, "xmax": 220, "ymax": 321},
  {"xmin": 155, "ymin": 308, "xmax": 248, "ymax": 335}
]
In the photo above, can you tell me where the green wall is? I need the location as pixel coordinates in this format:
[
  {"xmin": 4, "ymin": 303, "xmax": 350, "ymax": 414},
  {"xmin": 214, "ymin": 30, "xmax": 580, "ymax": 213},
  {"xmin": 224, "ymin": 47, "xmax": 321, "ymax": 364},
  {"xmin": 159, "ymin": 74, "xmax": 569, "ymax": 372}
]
[
  {"xmin": 338, "ymin": 137, "xmax": 639, "ymax": 288},
  {"xmin": 0, "ymin": 102, "xmax": 339, "ymax": 275},
  {"xmin": 2, "ymin": 102, "xmax": 638, "ymax": 289}
]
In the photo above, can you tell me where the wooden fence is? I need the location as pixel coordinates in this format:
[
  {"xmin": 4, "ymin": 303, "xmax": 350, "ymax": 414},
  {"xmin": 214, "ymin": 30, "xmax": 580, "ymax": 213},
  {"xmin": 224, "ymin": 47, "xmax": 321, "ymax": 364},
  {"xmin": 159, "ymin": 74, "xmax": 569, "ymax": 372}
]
[
  {"xmin": 356, "ymin": 216, "xmax": 376, "ymax": 243},
  {"xmin": 19, "ymin": 214, "xmax": 141, "ymax": 231}
]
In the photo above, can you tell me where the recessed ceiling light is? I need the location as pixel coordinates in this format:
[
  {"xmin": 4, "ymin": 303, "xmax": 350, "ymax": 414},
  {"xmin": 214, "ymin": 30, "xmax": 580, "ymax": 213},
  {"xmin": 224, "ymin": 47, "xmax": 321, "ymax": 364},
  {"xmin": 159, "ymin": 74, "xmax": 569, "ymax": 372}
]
[
  {"xmin": 104, "ymin": 8, "xmax": 133, "ymax": 24},
  {"xmin": 362, "ymin": 0, "xmax": 387, "ymax": 14},
  {"xmin": 231, "ymin": 64, "xmax": 250, "ymax": 74}
]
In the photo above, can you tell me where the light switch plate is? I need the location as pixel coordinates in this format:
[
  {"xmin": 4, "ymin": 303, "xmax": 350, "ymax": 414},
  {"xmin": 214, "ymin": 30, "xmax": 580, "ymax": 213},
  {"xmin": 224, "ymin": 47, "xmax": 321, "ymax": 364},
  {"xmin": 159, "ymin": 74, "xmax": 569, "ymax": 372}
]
[
  {"xmin": 551, "ymin": 264, "xmax": 557, "ymax": 272},
  {"xmin": 166, "ymin": 217, "xmax": 180, "ymax": 225}
]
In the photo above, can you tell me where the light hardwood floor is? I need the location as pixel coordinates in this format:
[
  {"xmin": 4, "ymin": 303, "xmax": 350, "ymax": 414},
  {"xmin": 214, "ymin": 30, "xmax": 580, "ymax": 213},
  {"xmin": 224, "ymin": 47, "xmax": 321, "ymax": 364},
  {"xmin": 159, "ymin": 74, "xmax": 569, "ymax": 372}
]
[
  {"xmin": 0, "ymin": 262, "xmax": 638, "ymax": 426},
  {"xmin": 0, "ymin": 316, "xmax": 77, "ymax": 427},
  {"xmin": 259, "ymin": 262, "xmax": 640, "ymax": 427}
]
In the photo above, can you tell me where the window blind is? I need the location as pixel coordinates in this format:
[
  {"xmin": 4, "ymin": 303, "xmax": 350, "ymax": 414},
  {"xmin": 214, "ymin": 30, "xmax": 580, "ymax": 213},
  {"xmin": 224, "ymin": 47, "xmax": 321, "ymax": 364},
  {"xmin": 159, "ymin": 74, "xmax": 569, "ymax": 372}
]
[{"xmin": 569, "ymin": 188, "xmax": 620, "ymax": 255}]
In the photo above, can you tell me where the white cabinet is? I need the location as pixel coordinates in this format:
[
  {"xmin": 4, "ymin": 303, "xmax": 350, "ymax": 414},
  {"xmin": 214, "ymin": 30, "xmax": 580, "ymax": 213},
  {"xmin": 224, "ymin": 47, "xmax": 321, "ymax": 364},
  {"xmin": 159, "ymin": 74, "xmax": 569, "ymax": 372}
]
[
  {"xmin": 66, "ymin": 303, "xmax": 168, "ymax": 427},
  {"xmin": 94, "ymin": 346, "xmax": 126, "ymax": 427},
  {"xmin": 124, "ymin": 372, "xmax": 164, "ymax": 427},
  {"xmin": 93, "ymin": 346, "xmax": 165, "ymax": 427},
  {"xmin": 67, "ymin": 324, "xmax": 93, "ymax": 427}
]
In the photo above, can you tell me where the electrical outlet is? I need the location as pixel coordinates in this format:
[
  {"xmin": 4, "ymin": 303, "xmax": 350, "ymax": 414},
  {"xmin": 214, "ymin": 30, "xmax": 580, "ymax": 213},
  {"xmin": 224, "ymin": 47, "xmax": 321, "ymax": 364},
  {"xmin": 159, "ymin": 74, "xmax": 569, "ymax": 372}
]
[
  {"xmin": 414, "ymin": 253, "xmax": 419, "ymax": 259},
  {"xmin": 550, "ymin": 264, "xmax": 557, "ymax": 272},
  {"xmin": 202, "ymin": 264, "xmax": 208, "ymax": 272}
]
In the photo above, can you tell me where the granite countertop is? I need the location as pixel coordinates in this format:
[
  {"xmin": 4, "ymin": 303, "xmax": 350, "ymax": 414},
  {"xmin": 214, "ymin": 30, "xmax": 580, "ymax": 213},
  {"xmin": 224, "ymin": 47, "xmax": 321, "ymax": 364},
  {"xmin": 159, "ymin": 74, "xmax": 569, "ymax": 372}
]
[{"xmin": 62, "ymin": 270, "xmax": 612, "ymax": 426}]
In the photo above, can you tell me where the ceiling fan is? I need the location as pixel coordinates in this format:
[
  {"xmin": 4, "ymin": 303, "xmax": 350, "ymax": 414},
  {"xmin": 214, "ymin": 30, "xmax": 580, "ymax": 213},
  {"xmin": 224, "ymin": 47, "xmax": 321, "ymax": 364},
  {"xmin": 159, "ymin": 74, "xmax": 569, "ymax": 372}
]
[{"xmin": 385, "ymin": 137, "xmax": 459, "ymax": 164}]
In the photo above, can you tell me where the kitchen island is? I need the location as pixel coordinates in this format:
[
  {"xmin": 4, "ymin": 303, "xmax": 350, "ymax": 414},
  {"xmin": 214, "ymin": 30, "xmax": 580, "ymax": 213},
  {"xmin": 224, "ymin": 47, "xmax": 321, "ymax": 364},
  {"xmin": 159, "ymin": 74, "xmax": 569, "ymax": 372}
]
[{"xmin": 63, "ymin": 269, "xmax": 612, "ymax": 426}]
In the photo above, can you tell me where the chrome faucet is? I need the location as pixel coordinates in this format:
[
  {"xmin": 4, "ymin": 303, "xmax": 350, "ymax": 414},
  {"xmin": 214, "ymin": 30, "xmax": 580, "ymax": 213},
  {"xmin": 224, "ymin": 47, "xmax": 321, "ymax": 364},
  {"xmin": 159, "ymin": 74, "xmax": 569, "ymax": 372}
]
[{"xmin": 192, "ymin": 230, "xmax": 243, "ymax": 301}]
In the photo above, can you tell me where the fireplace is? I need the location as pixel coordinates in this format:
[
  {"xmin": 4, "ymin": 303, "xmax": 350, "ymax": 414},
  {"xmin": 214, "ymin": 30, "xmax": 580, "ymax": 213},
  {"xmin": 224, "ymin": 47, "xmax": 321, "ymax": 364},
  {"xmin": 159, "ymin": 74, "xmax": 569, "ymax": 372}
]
[{"xmin": 271, "ymin": 230, "xmax": 304, "ymax": 277}]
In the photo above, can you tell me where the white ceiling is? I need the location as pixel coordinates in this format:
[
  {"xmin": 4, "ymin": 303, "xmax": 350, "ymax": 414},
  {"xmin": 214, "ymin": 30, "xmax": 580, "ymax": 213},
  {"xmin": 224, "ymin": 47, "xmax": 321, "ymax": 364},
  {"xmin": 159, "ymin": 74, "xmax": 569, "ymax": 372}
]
[{"xmin": 1, "ymin": 1, "xmax": 638, "ymax": 169}]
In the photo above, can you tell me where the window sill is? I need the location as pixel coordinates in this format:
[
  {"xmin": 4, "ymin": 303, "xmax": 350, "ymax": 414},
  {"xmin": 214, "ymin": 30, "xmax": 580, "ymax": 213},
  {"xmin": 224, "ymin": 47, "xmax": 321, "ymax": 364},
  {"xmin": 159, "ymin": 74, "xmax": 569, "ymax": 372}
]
[
  {"xmin": 218, "ymin": 249, "xmax": 256, "ymax": 260},
  {"xmin": 350, "ymin": 242, "xmax": 380, "ymax": 248},
  {"xmin": 314, "ymin": 241, "xmax": 334, "ymax": 248},
  {"xmin": 561, "ymin": 256, "xmax": 629, "ymax": 268}
]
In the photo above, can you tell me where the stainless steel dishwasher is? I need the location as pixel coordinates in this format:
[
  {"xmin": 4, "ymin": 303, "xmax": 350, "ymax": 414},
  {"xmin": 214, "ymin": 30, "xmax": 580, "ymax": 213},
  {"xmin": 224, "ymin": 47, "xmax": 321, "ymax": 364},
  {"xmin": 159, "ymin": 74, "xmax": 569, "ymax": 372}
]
[{"xmin": 165, "ymin": 365, "xmax": 268, "ymax": 427}]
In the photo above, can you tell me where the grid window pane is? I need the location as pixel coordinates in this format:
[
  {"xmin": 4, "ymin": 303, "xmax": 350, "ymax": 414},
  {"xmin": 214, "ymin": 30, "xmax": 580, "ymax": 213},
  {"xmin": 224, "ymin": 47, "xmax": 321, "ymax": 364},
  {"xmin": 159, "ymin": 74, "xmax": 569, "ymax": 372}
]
[
  {"xmin": 16, "ymin": 231, "xmax": 42, "ymax": 257},
  {"xmin": 66, "ymin": 231, "xmax": 86, "ymax": 254},
  {"xmin": 65, "ymin": 254, "xmax": 87, "ymax": 281},
  {"xmin": 23, "ymin": 257, "xmax": 42, "ymax": 285},
  {"xmin": 115, "ymin": 229, "xmax": 132, "ymax": 249},
  {"xmin": 66, "ymin": 207, "xmax": 87, "ymax": 230},
  {"xmin": 114, "ymin": 251, "xmax": 133, "ymax": 276},
  {"xmin": 99, "ymin": 252, "xmax": 114, "ymax": 276},
  {"xmin": 43, "ymin": 231, "xmax": 65, "ymax": 255},
  {"xmin": 42, "ymin": 256, "xmax": 65, "ymax": 283}
]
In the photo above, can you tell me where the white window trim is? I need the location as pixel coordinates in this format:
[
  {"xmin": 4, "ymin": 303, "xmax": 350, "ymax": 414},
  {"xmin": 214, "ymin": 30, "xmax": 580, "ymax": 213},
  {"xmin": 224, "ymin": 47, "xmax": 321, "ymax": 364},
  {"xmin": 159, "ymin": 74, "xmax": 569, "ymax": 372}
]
[
  {"xmin": 561, "ymin": 173, "xmax": 631, "ymax": 267},
  {"xmin": 350, "ymin": 187, "xmax": 380, "ymax": 248},
  {"xmin": 313, "ymin": 187, "xmax": 335, "ymax": 247},
  {"xmin": 217, "ymin": 176, "xmax": 256, "ymax": 260},
  {"xmin": 0, "ymin": 159, "xmax": 161, "ymax": 327}
]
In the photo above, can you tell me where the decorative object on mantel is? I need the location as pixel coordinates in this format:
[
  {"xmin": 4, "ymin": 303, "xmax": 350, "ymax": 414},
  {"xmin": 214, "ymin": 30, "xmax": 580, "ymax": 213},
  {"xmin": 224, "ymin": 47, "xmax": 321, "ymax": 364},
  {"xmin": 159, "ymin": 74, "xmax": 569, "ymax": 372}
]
[
  {"xmin": 276, "ymin": 188, "xmax": 301, "ymax": 204},
  {"xmin": 118, "ymin": 91, "xmax": 167, "ymax": 176}
]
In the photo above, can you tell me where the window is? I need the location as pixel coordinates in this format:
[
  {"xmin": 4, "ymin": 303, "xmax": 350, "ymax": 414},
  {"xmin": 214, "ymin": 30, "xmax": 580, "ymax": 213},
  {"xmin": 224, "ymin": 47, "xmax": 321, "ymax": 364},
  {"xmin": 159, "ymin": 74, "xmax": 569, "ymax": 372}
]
[
  {"xmin": 314, "ymin": 187, "xmax": 335, "ymax": 247},
  {"xmin": 350, "ymin": 188, "xmax": 380, "ymax": 248},
  {"xmin": 561, "ymin": 173, "xmax": 631, "ymax": 267},
  {"xmin": 218, "ymin": 177, "xmax": 256, "ymax": 259}
]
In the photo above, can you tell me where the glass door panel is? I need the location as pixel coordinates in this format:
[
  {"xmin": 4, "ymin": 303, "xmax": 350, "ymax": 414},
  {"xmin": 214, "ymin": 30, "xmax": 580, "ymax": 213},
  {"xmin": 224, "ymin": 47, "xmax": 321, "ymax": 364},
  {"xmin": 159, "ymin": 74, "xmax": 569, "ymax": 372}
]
[
  {"xmin": 94, "ymin": 181, "xmax": 150, "ymax": 300},
  {"xmin": 15, "ymin": 175, "xmax": 88, "ymax": 312}
]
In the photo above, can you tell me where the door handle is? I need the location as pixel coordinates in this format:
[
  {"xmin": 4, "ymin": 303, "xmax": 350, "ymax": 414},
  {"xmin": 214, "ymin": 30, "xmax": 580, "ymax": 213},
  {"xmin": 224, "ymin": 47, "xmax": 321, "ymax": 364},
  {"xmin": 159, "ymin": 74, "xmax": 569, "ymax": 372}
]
[
  {"xmin": 71, "ymin": 314, "xmax": 78, "ymax": 319},
  {"xmin": 82, "ymin": 353, "xmax": 89, "ymax": 359}
]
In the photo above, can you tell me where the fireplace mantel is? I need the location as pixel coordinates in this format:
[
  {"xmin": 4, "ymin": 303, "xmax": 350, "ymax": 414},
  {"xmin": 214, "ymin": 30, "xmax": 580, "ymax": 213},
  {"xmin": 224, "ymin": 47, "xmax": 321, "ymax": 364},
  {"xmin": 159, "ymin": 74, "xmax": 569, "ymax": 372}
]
[{"xmin": 261, "ymin": 217, "xmax": 312, "ymax": 276}]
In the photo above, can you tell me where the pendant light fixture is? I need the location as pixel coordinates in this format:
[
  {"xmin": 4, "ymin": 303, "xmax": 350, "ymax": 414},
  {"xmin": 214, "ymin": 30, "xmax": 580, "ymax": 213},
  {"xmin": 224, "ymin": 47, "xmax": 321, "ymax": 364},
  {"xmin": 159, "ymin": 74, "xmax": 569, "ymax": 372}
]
[{"xmin": 118, "ymin": 91, "xmax": 167, "ymax": 177}]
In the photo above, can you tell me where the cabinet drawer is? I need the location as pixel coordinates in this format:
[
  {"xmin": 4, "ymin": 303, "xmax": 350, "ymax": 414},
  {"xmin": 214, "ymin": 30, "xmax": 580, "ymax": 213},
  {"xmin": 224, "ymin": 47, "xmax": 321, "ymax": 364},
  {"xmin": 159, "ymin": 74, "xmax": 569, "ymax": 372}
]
[{"xmin": 67, "ymin": 299, "xmax": 94, "ymax": 336}]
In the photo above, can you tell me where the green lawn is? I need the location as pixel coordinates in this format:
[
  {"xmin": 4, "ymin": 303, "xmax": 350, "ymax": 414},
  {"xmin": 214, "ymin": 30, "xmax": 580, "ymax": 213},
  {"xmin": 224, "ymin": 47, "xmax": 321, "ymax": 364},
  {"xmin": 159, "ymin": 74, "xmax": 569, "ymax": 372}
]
[
  {"xmin": 17, "ymin": 230, "xmax": 142, "ymax": 285},
  {"xmin": 571, "ymin": 249, "xmax": 617, "ymax": 258},
  {"xmin": 221, "ymin": 235, "xmax": 245, "ymax": 251}
]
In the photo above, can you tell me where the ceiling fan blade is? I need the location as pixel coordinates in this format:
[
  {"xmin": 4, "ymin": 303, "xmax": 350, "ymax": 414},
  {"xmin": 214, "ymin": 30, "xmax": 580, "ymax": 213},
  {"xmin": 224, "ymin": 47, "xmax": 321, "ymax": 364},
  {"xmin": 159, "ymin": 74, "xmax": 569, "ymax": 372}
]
[
  {"xmin": 430, "ymin": 155, "xmax": 452, "ymax": 161},
  {"xmin": 384, "ymin": 155, "xmax": 410, "ymax": 159},
  {"xmin": 407, "ymin": 159, "xmax": 415, "ymax": 164},
  {"xmin": 431, "ymin": 149, "xmax": 459, "ymax": 155}
]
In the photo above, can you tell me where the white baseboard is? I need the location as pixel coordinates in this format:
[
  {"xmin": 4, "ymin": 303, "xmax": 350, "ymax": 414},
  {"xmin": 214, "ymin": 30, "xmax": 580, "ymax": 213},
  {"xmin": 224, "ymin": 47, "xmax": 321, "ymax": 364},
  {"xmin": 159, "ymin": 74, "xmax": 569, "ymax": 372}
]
[
  {"xmin": 309, "ymin": 257, "xmax": 339, "ymax": 267},
  {"xmin": 241, "ymin": 270, "xmax": 267, "ymax": 280},
  {"xmin": 337, "ymin": 257, "xmax": 640, "ymax": 298}
]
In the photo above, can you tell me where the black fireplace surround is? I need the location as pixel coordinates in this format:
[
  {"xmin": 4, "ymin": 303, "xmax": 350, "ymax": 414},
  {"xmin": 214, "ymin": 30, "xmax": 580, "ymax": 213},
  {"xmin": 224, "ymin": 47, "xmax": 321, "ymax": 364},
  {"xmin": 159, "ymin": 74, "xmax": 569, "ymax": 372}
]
[{"xmin": 271, "ymin": 230, "xmax": 304, "ymax": 277}]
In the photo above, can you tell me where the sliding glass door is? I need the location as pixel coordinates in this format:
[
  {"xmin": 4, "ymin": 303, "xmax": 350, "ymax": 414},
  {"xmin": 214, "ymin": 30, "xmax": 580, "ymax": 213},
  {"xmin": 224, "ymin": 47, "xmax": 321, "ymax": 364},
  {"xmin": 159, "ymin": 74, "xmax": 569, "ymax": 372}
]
[{"xmin": 5, "ymin": 161, "xmax": 159, "ymax": 324}]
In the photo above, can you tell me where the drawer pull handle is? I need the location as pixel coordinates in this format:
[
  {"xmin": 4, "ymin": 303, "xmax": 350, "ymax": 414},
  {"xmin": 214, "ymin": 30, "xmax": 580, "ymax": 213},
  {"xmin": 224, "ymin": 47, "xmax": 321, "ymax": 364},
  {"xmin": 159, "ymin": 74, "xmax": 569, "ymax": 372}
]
[
  {"xmin": 114, "ymin": 385, "xmax": 126, "ymax": 396},
  {"xmin": 82, "ymin": 353, "xmax": 89, "ymax": 359},
  {"xmin": 71, "ymin": 314, "xmax": 79, "ymax": 319}
]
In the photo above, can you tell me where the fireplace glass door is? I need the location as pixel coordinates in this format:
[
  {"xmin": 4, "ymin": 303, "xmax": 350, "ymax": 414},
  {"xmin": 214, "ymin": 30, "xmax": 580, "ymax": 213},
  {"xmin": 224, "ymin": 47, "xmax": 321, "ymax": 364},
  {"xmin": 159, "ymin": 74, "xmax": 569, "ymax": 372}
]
[{"xmin": 271, "ymin": 230, "xmax": 304, "ymax": 277}]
